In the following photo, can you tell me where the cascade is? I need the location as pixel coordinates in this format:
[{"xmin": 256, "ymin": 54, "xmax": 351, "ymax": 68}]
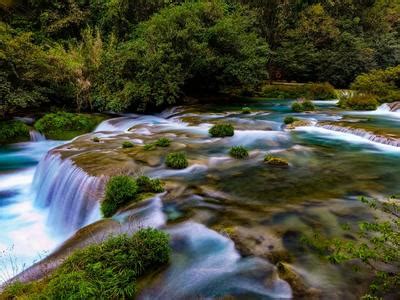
[
  {"xmin": 32, "ymin": 152, "xmax": 106, "ymax": 235},
  {"xmin": 29, "ymin": 130, "xmax": 46, "ymax": 142}
]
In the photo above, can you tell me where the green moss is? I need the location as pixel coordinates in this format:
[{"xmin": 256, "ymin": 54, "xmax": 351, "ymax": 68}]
[
  {"xmin": 338, "ymin": 93, "xmax": 379, "ymax": 111},
  {"xmin": 136, "ymin": 176, "xmax": 164, "ymax": 193},
  {"xmin": 229, "ymin": 146, "xmax": 249, "ymax": 159},
  {"xmin": 264, "ymin": 154, "xmax": 289, "ymax": 167},
  {"xmin": 155, "ymin": 137, "xmax": 171, "ymax": 147},
  {"xmin": 241, "ymin": 107, "xmax": 251, "ymax": 114},
  {"xmin": 2, "ymin": 229, "xmax": 171, "ymax": 299},
  {"xmin": 34, "ymin": 112, "xmax": 105, "ymax": 140},
  {"xmin": 284, "ymin": 116, "xmax": 298, "ymax": 125},
  {"xmin": 122, "ymin": 141, "xmax": 134, "ymax": 148},
  {"xmin": 209, "ymin": 123, "xmax": 234, "ymax": 137},
  {"xmin": 101, "ymin": 175, "xmax": 138, "ymax": 218},
  {"xmin": 0, "ymin": 120, "xmax": 30, "ymax": 144},
  {"xmin": 165, "ymin": 152, "xmax": 188, "ymax": 169}
]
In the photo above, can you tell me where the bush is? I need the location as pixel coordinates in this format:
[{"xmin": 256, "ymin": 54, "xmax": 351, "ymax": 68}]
[
  {"xmin": 136, "ymin": 176, "xmax": 164, "ymax": 193},
  {"xmin": 264, "ymin": 155, "xmax": 289, "ymax": 167},
  {"xmin": 122, "ymin": 141, "xmax": 134, "ymax": 148},
  {"xmin": 155, "ymin": 137, "xmax": 171, "ymax": 147},
  {"xmin": 34, "ymin": 112, "xmax": 104, "ymax": 140},
  {"xmin": 339, "ymin": 93, "xmax": 379, "ymax": 111},
  {"xmin": 209, "ymin": 124, "xmax": 234, "ymax": 137},
  {"xmin": 165, "ymin": 152, "xmax": 188, "ymax": 169},
  {"xmin": 3, "ymin": 229, "xmax": 171, "ymax": 299},
  {"xmin": 284, "ymin": 116, "xmax": 298, "ymax": 125},
  {"xmin": 291, "ymin": 100, "xmax": 315, "ymax": 112},
  {"xmin": 229, "ymin": 146, "xmax": 249, "ymax": 159},
  {"xmin": 92, "ymin": 137, "xmax": 100, "ymax": 142},
  {"xmin": 0, "ymin": 120, "xmax": 30, "ymax": 144},
  {"xmin": 241, "ymin": 107, "xmax": 251, "ymax": 114},
  {"xmin": 260, "ymin": 83, "xmax": 336, "ymax": 100},
  {"xmin": 101, "ymin": 176, "xmax": 138, "ymax": 218}
]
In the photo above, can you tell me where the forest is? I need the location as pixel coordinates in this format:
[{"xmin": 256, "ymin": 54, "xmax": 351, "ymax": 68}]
[{"xmin": 1, "ymin": 0, "xmax": 399, "ymax": 118}]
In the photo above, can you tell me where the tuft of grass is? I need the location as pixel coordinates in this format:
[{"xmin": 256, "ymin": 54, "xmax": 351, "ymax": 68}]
[
  {"xmin": 155, "ymin": 137, "xmax": 171, "ymax": 147},
  {"xmin": 122, "ymin": 141, "xmax": 134, "ymax": 148},
  {"xmin": 209, "ymin": 123, "xmax": 234, "ymax": 137},
  {"xmin": 229, "ymin": 146, "xmax": 249, "ymax": 159},
  {"xmin": 165, "ymin": 152, "xmax": 188, "ymax": 169},
  {"xmin": 143, "ymin": 143, "xmax": 156, "ymax": 151},
  {"xmin": 264, "ymin": 154, "xmax": 289, "ymax": 167},
  {"xmin": 92, "ymin": 137, "xmax": 100, "ymax": 142},
  {"xmin": 284, "ymin": 116, "xmax": 298, "ymax": 125},
  {"xmin": 241, "ymin": 107, "xmax": 251, "ymax": 114},
  {"xmin": 136, "ymin": 176, "xmax": 164, "ymax": 193}
]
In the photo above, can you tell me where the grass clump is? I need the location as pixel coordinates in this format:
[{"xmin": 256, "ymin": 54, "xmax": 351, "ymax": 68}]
[
  {"xmin": 291, "ymin": 100, "xmax": 315, "ymax": 112},
  {"xmin": 143, "ymin": 143, "xmax": 156, "ymax": 151},
  {"xmin": 284, "ymin": 116, "xmax": 298, "ymax": 125},
  {"xmin": 229, "ymin": 146, "xmax": 249, "ymax": 159},
  {"xmin": 0, "ymin": 120, "xmax": 30, "ymax": 144},
  {"xmin": 101, "ymin": 175, "xmax": 138, "ymax": 218},
  {"xmin": 264, "ymin": 154, "xmax": 289, "ymax": 167},
  {"xmin": 92, "ymin": 136, "xmax": 100, "ymax": 142},
  {"xmin": 155, "ymin": 137, "xmax": 171, "ymax": 147},
  {"xmin": 209, "ymin": 123, "xmax": 234, "ymax": 137},
  {"xmin": 122, "ymin": 141, "xmax": 134, "ymax": 148},
  {"xmin": 136, "ymin": 176, "xmax": 164, "ymax": 193},
  {"xmin": 34, "ymin": 112, "xmax": 104, "ymax": 140},
  {"xmin": 2, "ymin": 229, "xmax": 171, "ymax": 299},
  {"xmin": 241, "ymin": 107, "xmax": 251, "ymax": 114},
  {"xmin": 165, "ymin": 152, "xmax": 188, "ymax": 169},
  {"xmin": 338, "ymin": 93, "xmax": 379, "ymax": 111}
]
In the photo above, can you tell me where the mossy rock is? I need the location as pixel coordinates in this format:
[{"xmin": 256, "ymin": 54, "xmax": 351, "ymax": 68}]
[{"xmin": 264, "ymin": 155, "xmax": 289, "ymax": 167}]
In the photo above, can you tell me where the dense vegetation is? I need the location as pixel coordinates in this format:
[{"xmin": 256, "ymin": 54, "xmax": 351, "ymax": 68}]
[
  {"xmin": 0, "ymin": 120, "xmax": 29, "ymax": 144},
  {"xmin": 1, "ymin": 228, "xmax": 171, "ymax": 299},
  {"xmin": 209, "ymin": 123, "xmax": 235, "ymax": 137},
  {"xmin": 101, "ymin": 175, "xmax": 164, "ymax": 217},
  {"xmin": 1, "ymin": 0, "xmax": 399, "ymax": 118},
  {"xmin": 302, "ymin": 196, "xmax": 400, "ymax": 299},
  {"xmin": 229, "ymin": 145, "xmax": 249, "ymax": 159},
  {"xmin": 165, "ymin": 152, "xmax": 189, "ymax": 169}
]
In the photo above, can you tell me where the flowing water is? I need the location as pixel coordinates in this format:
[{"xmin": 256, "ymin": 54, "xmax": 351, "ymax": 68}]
[{"xmin": 1, "ymin": 99, "xmax": 400, "ymax": 298}]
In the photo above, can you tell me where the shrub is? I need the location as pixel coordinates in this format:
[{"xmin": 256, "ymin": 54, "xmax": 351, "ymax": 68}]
[
  {"xmin": 3, "ymin": 229, "xmax": 171, "ymax": 299},
  {"xmin": 143, "ymin": 143, "xmax": 156, "ymax": 151},
  {"xmin": 229, "ymin": 146, "xmax": 249, "ymax": 159},
  {"xmin": 155, "ymin": 137, "xmax": 171, "ymax": 147},
  {"xmin": 307, "ymin": 83, "xmax": 336, "ymax": 100},
  {"xmin": 92, "ymin": 137, "xmax": 100, "ymax": 142},
  {"xmin": 122, "ymin": 141, "xmax": 134, "ymax": 148},
  {"xmin": 136, "ymin": 176, "xmax": 164, "ymax": 193},
  {"xmin": 209, "ymin": 124, "xmax": 234, "ymax": 137},
  {"xmin": 291, "ymin": 100, "xmax": 315, "ymax": 112},
  {"xmin": 0, "ymin": 120, "xmax": 30, "ymax": 144},
  {"xmin": 165, "ymin": 152, "xmax": 188, "ymax": 169},
  {"xmin": 34, "ymin": 112, "xmax": 104, "ymax": 140},
  {"xmin": 284, "ymin": 116, "xmax": 298, "ymax": 125},
  {"xmin": 241, "ymin": 107, "xmax": 251, "ymax": 114},
  {"xmin": 101, "ymin": 175, "xmax": 138, "ymax": 218},
  {"xmin": 260, "ymin": 83, "xmax": 336, "ymax": 100},
  {"xmin": 339, "ymin": 93, "xmax": 379, "ymax": 111},
  {"xmin": 264, "ymin": 155, "xmax": 289, "ymax": 167}
]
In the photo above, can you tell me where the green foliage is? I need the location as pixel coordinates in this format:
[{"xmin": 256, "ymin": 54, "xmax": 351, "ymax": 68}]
[
  {"xmin": 291, "ymin": 100, "xmax": 315, "ymax": 112},
  {"xmin": 92, "ymin": 136, "xmax": 100, "ymax": 142},
  {"xmin": 101, "ymin": 175, "xmax": 138, "ymax": 218},
  {"xmin": 260, "ymin": 83, "xmax": 336, "ymax": 100},
  {"xmin": 165, "ymin": 152, "xmax": 188, "ymax": 169},
  {"xmin": 302, "ymin": 195, "xmax": 400, "ymax": 298},
  {"xmin": 143, "ymin": 143, "xmax": 156, "ymax": 151},
  {"xmin": 264, "ymin": 154, "xmax": 289, "ymax": 167},
  {"xmin": 2, "ymin": 229, "xmax": 171, "ymax": 299},
  {"xmin": 283, "ymin": 116, "xmax": 298, "ymax": 125},
  {"xmin": 339, "ymin": 93, "xmax": 379, "ymax": 111},
  {"xmin": 136, "ymin": 176, "xmax": 164, "ymax": 193},
  {"xmin": 0, "ymin": 120, "xmax": 30, "ymax": 144},
  {"xmin": 34, "ymin": 112, "xmax": 104, "ymax": 140},
  {"xmin": 122, "ymin": 141, "xmax": 134, "ymax": 148},
  {"xmin": 229, "ymin": 146, "xmax": 249, "ymax": 159},
  {"xmin": 155, "ymin": 137, "xmax": 171, "ymax": 147},
  {"xmin": 241, "ymin": 107, "xmax": 251, "ymax": 114},
  {"xmin": 209, "ymin": 123, "xmax": 234, "ymax": 137}
]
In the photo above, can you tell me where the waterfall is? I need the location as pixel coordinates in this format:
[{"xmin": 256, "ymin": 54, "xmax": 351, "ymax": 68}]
[
  {"xmin": 32, "ymin": 152, "xmax": 106, "ymax": 235},
  {"xmin": 376, "ymin": 102, "xmax": 400, "ymax": 113},
  {"xmin": 316, "ymin": 124, "xmax": 400, "ymax": 148},
  {"xmin": 29, "ymin": 130, "xmax": 46, "ymax": 142}
]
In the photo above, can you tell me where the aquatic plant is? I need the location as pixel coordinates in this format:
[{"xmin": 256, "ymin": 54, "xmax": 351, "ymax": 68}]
[
  {"xmin": 209, "ymin": 124, "xmax": 234, "ymax": 137},
  {"xmin": 264, "ymin": 155, "xmax": 289, "ymax": 167},
  {"xmin": 165, "ymin": 152, "xmax": 188, "ymax": 169},
  {"xmin": 34, "ymin": 112, "xmax": 104, "ymax": 140},
  {"xmin": 122, "ymin": 141, "xmax": 134, "ymax": 148},
  {"xmin": 101, "ymin": 175, "xmax": 138, "ymax": 218},
  {"xmin": 229, "ymin": 146, "xmax": 249, "ymax": 159},
  {"xmin": 0, "ymin": 120, "xmax": 30, "ymax": 144},
  {"xmin": 284, "ymin": 116, "xmax": 298, "ymax": 125},
  {"xmin": 136, "ymin": 176, "xmax": 164, "ymax": 193},
  {"xmin": 241, "ymin": 107, "xmax": 251, "ymax": 114},
  {"xmin": 155, "ymin": 137, "xmax": 171, "ymax": 147},
  {"xmin": 2, "ymin": 229, "xmax": 171, "ymax": 299}
]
